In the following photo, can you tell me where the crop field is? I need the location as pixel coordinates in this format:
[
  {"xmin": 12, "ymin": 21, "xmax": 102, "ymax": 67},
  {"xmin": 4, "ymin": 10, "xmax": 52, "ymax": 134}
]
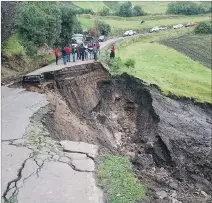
[
  {"xmin": 116, "ymin": 29, "xmax": 211, "ymax": 103},
  {"xmin": 78, "ymin": 14, "xmax": 211, "ymax": 34},
  {"xmin": 160, "ymin": 34, "xmax": 212, "ymax": 68}
]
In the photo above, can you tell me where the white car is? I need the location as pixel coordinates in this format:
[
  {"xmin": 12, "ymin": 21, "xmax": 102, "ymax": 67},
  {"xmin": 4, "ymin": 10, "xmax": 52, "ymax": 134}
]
[
  {"xmin": 150, "ymin": 26, "xmax": 160, "ymax": 33},
  {"xmin": 123, "ymin": 30, "xmax": 136, "ymax": 36},
  {"xmin": 173, "ymin": 24, "xmax": 184, "ymax": 29},
  {"xmin": 159, "ymin": 27, "xmax": 168, "ymax": 30}
]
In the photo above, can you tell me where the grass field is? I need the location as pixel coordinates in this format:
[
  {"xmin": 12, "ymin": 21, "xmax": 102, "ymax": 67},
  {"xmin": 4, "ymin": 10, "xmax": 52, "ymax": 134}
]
[
  {"xmin": 78, "ymin": 14, "xmax": 211, "ymax": 34},
  {"xmin": 73, "ymin": 1, "xmax": 169, "ymax": 14},
  {"xmin": 161, "ymin": 34, "xmax": 212, "ymax": 68},
  {"xmin": 115, "ymin": 29, "xmax": 211, "ymax": 103},
  {"xmin": 131, "ymin": 1, "xmax": 169, "ymax": 14},
  {"xmin": 98, "ymin": 155, "xmax": 146, "ymax": 203}
]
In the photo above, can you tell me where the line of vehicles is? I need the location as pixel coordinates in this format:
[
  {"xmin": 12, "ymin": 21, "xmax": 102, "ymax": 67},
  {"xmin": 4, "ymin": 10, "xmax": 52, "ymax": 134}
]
[
  {"xmin": 71, "ymin": 34, "xmax": 106, "ymax": 49},
  {"xmin": 150, "ymin": 22, "xmax": 197, "ymax": 33},
  {"xmin": 122, "ymin": 22, "xmax": 197, "ymax": 36}
]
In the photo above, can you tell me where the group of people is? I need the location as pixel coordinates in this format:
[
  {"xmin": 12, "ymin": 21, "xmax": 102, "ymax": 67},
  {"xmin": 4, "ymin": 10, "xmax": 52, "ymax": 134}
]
[{"xmin": 53, "ymin": 43, "xmax": 115, "ymax": 65}]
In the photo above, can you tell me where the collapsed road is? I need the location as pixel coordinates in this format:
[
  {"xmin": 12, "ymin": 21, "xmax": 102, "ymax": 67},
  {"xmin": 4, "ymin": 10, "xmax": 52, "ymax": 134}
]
[
  {"xmin": 2, "ymin": 61, "xmax": 211, "ymax": 203},
  {"xmin": 1, "ymin": 32, "xmax": 212, "ymax": 202}
]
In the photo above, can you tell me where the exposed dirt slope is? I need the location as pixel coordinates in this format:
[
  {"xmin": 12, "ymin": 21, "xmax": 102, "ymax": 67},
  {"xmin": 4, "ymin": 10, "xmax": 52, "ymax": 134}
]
[{"xmin": 25, "ymin": 62, "xmax": 212, "ymax": 203}]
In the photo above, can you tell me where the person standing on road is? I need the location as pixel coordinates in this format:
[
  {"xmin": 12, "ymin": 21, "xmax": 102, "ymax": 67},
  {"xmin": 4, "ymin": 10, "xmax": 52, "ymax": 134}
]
[
  {"xmin": 97, "ymin": 42, "xmax": 100, "ymax": 58},
  {"xmin": 79, "ymin": 44, "xmax": 86, "ymax": 61},
  {"xmin": 61, "ymin": 47, "xmax": 67, "ymax": 65},
  {"xmin": 54, "ymin": 48, "xmax": 59, "ymax": 65},
  {"xmin": 65, "ymin": 46, "xmax": 71, "ymax": 62},
  {"xmin": 110, "ymin": 45, "xmax": 115, "ymax": 59},
  {"xmin": 93, "ymin": 44, "xmax": 98, "ymax": 61},
  {"xmin": 72, "ymin": 46, "xmax": 76, "ymax": 62}
]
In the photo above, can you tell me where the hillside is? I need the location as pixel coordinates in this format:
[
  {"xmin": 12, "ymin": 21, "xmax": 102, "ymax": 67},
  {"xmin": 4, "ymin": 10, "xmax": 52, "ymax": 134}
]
[
  {"xmin": 115, "ymin": 28, "xmax": 211, "ymax": 103},
  {"xmin": 78, "ymin": 14, "xmax": 211, "ymax": 35},
  {"xmin": 72, "ymin": 1, "xmax": 170, "ymax": 14}
]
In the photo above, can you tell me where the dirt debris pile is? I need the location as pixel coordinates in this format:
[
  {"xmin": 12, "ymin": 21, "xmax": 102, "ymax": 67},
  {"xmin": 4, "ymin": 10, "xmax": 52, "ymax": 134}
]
[{"xmin": 28, "ymin": 62, "xmax": 212, "ymax": 203}]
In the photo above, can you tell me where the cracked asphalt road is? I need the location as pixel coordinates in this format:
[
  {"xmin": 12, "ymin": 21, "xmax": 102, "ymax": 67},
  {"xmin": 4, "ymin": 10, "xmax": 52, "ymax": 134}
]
[{"xmin": 1, "ymin": 86, "xmax": 103, "ymax": 203}]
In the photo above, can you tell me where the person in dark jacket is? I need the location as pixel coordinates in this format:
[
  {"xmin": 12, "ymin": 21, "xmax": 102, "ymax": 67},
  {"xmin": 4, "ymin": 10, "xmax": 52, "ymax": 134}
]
[
  {"xmin": 71, "ymin": 46, "xmax": 76, "ymax": 62},
  {"xmin": 61, "ymin": 47, "xmax": 67, "ymax": 65},
  {"xmin": 79, "ymin": 44, "xmax": 86, "ymax": 61}
]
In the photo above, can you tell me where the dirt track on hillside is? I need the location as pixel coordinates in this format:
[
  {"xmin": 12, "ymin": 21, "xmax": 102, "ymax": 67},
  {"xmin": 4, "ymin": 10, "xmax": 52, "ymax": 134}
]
[{"xmin": 25, "ymin": 62, "xmax": 212, "ymax": 203}]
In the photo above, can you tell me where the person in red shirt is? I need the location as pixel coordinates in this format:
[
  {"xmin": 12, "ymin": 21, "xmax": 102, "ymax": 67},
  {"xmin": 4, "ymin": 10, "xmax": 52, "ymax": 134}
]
[
  {"xmin": 110, "ymin": 45, "xmax": 115, "ymax": 59},
  {"xmin": 65, "ymin": 46, "xmax": 71, "ymax": 62},
  {"xmin": 54, "ymin": 48, "xmax": 59, "ymax": 65}
]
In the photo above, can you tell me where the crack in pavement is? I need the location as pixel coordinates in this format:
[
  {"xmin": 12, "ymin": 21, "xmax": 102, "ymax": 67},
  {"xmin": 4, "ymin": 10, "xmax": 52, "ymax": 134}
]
[
  {"xmin": 63, "ymin": 149, "xmax": 95, "ymax": 161},
  {"xmin": 2, "ymin": 152, "xmax": 33, "ymax": 202}
]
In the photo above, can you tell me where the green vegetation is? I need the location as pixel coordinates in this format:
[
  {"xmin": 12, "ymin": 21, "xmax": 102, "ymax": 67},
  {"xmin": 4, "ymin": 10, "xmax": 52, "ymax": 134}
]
[
  {"xmin": 2, "ymin": 33, "xmax": 26, "ymax": 57},
  {"xmin": 78, "ymin": 14, "xmax": 211, "ymax": 35},
  {"xmin": 161, "ymin": 34, "xmax": 212, "ymax": 69},
  {"xmin": 194, "ymin": 21, "xmax": 212, "ymax": 34},
  {"xmin": 73, "ymin": 1, "xmax": 106, "ymax": 13},
  {"xmin": 116, "ymin": 29, "xmax": 211, "ymax": 103},
  {"xmin": 75, "ymin": 1, "xmax": 169, "ymax": 14},
  {"xmin": 131, "ymin": 1, "xmax": 169, "ymax": 14},
  {"xmin": 118, "ymin": 1, "xmax": 145, "ymax": 17},
  {"xmin": 98, "ymin": 155, "xmax": 146, "ymax": 203},
  {"xmin": 167, "ymin": 1, "xmax": 212, "ymax": 15}
]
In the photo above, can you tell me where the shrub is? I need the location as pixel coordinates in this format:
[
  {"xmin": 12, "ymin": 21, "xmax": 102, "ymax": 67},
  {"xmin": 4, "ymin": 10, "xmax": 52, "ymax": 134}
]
[
  {"xmin": 108, "ymin": 57, "xmax": 124, "ymax": 73},
  {"xmin": 96, "ymin": 20, "xmax": 111, "ymax": 36},
  {"xmin": 194, "ymin": 21, "xmax": 212, "ymax": 34},
  {"xmin": 133, "ymin": 5, "xmax": 145, "ymax": 16},
  {"xmin": 77, "ymin": 8, "xmax": 94, "ymax": 15},
  {"xmin": 2, "ymin": 33, "xmax": 26, "ymax": 57},
  {"xmin": 124, "ymin": 58, "xmax": 136, "ymax": 71},
  {"xmin": 99, "ymin": 6, "xmax": 110, "ymax": 16},
  {"xmin": 119, "ymin": 1, "xmax": 133, "ymax": 17}
]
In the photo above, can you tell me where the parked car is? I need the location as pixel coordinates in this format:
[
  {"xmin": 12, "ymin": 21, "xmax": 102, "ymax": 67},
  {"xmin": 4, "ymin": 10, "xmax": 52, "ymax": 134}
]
[
  {"xmin": 123, "ymin": 30, "xmax": 136, "ymax": 36},
  {"xmin": 173, "ymin": 24, "xmax": 184, "ymax": 29},
  {"xmin": 123, "ymin": 30, "xmax": 130, "ymax": 36},
  {"xmin": 159, "ymin": 27, "xmax": 168, "ymax": 30},
  {"xmin": 98, "ymin": 35, "xmax": 106, "ymax": 42},
  {"xmin": 71, "ymin": 34, "xmax": 85, "ymax": 47},
  {"xmin": 150, "ymin": 26, "xmax": 160, "ymax": 33},
  {"xmin": 185, "ymin": 22, "xmax": 197, "ymax": 27}
]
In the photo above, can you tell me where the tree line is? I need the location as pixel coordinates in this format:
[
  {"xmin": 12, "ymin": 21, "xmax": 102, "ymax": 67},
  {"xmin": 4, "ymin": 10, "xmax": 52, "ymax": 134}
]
[
  {"xmin": 167, "ymin": 2, "xmax": 212, "ymax": 15},
  {"xmin": 16, "ymin": 2, "xmax": 82, "ymax": 56}
]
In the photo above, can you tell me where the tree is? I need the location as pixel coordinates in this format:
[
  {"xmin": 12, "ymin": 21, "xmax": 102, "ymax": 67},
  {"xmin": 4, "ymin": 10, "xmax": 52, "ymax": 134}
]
[
  {"xmin": 99, "ymin": 6, "xmax": 110, "ymax": 16},
  {"xmin": 133, "ymin": 5, "xmax": 145, "ymax": 16},
  {"xmin": 96, "ymin": 20, "xmax": 111, "ymax": 36},
  {"xmin": 167, "ymin": 2, "xmax": 211, "ymax": 15},
  {"xmin": 59, "ymin": 6, "xmax": 82, "ymax": 46},
  {"xmin": 17, "ymin": 3, "xmax": 48, "ymax": 46},
  {"xmin": 119, "ymin": 1, "xmax": 133, "ymax": 17}
]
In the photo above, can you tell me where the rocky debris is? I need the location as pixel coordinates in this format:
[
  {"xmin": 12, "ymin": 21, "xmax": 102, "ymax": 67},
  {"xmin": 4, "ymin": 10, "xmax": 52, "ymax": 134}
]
[{"xmin": 156, "ymin": 190, "xmax": 168, "ymax": 199}]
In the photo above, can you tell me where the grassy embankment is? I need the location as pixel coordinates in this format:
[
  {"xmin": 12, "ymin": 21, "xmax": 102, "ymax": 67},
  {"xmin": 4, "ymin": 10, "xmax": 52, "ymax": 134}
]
[
  {"xmin": 98, "ymin": 155, "xmax": 147, "ymax": 203},
  {"xmin": 115, "ymin": 28, "xmax": 211, "ymax": 103},
  {"xmin": 78, "ymin": 14, "xmax": 211, "ymax": 36},
  {"xmin": 1, "ymin": 33, "xmax": 55, "ymax": 81}
]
